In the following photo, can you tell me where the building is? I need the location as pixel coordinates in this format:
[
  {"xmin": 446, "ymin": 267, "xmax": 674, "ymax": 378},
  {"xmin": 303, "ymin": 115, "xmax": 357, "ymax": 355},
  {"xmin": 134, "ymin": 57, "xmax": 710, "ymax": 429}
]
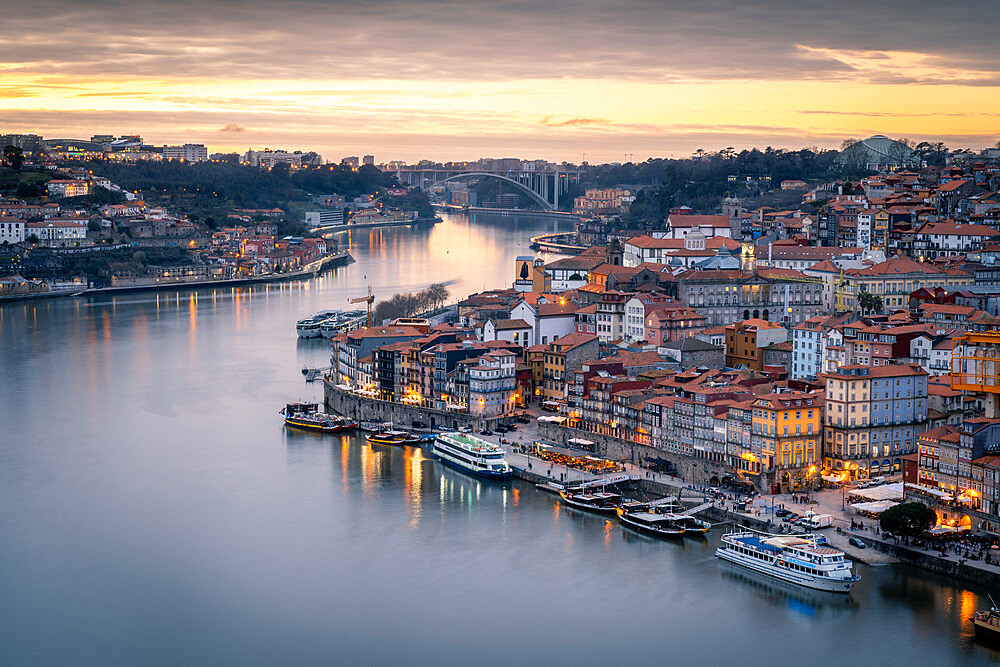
[
  {"xmin": 751, "ymin": 391, "xmax": 823, "ymax": 491},
  {"xmin": 25, "ymin": 219, "xmax": 87, "ymax": 244},
  {"xmin": 808, "ymin": 256, "xmax": 973, "ymax": 312},
  {"xmin": 46, "ymin": 180, "xmax": 90, "ymax": 198},
  {"xmin": 542, "ymin": 333, "xmax": 600, "ymax": 400},
  {"xmin": 467, "ymin": 350, "xmax": 518, "ymax": 417},
  {"xmin": 0, "ymin": 216, "xmax": 25, "ymax": 244},
  {"xmin": 162, "ymin": 144, "xmax": 208, "ymax": 162},
  {"xmin": 724, "ymin": 319, "xmax": 788, "ymax": 370},
  {"xmin": 244, "ymin": 149, "xmax": 319, "ymax": 168},
  {"xmin": 482, "ymin": 318, "xmax": 532, "ymax": 347},
  {"xmin": 674, "ymin": 268, "xmax": 825, "ymax": 327},
  {"xmin": 823, "ymin": 363, "xmax": 928, "ymax": 480},
  {"xmin": 913, "ymin": 221, "xmax": 1000, "ymax": 260},
  {"xmin": 363, "ymin": 155, "xmax": 374, "ymax": 166},
  {"xmin": 658, "ymin": 337, "xmax": 724, "ymax": 370},
  {"xmin": 305, "ymin": 209, "xmax": 345, "ymax": 227}
]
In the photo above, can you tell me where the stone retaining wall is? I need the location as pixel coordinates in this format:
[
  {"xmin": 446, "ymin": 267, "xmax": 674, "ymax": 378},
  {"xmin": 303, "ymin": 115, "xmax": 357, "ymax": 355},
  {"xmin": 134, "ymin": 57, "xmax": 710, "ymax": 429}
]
[
  {"xmin": 536, "ymin": 422, "xmax": 734, "ymax": 487},
  {"xmin": 324, "ymin": 380, "xmax": 499, "ymax": 430}
]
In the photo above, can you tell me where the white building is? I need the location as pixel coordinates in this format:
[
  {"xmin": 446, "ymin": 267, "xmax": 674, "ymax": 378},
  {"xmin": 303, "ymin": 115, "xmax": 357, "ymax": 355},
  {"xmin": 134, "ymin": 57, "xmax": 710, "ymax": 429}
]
[
  {"xmin": 914, "ymin": 221, "xmax": 1000, "ymax": 260},
  {"xmin": 0, "ymin": 216, "xmax": 25, "ymax": 244},
  {"xmin": 855, "ymin": 210, "xmax": 874, "ymax": 250},
  {"xmin": 482, "ymin": 319, "xmax": 532, "ymax": 347},
  {"xmin": 468, "ymin": 350, "xmax": 517, "ymax": 417},
  {"xmin": 791, "ymin": 316, "xmax": 831, "ymax": 379},
  {"xmin": 510, "ymin": 300, "xmax": 577, "ymax": 346},
  {"xmin": 46, "ymin": 180, "xmax": 90, "ymax": 197},
  {"xmin": 25, "ymin": 219, "xmax": 87, "ymax": 245},
  {"xmin": 162, "ymin": 144, "xmax": 208, "ymax": 162},
  {"xmin": 305, "ymin": 209, "xmax": 345, "ymax": 227}
]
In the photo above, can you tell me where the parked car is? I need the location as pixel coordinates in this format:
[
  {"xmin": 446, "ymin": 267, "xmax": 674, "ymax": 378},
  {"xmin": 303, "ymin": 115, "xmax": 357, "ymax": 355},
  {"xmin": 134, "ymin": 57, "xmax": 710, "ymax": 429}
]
[
  {"xmin": 869, "ymin": 476, "xmax": 886, "ymax": 486},
  {"xmin": 495, "ymin": 425, "xmax": 509, "ymax": 433},
  {"xmin": 848, "ymin": 537, "xmax": 866, "ymax": 549},
  {"xmin": 857, "ymin": 481, "xmax": 870, "ymax": 489},
  {"xmin": 480, "ymin": 429, "xmax": 493, "ymax": 436},
  {"xmin": 411, "ymin": 420, "xmax": 427, "ymax": 429},
  {"xmin": 774, "ymin": 509, "xmax": 790, "ymax": 518},
  {"xmin": 516, "ymin": 414, "xmax": 531, "ymax": 423},
  {"xmin": 458, "ymin": 425, "xmax": 473, "ymax": 433},
  {"xmin": 506, "ymin": 423, "xmax": 518, "ymax": 431}
]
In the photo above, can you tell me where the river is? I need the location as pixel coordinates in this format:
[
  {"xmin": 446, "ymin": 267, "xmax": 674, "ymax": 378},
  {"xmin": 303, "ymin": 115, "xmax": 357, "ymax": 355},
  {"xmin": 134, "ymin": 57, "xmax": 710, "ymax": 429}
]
[{"xmin": 0, "ymin": 211, "xmax": 997, "ymax": 665}]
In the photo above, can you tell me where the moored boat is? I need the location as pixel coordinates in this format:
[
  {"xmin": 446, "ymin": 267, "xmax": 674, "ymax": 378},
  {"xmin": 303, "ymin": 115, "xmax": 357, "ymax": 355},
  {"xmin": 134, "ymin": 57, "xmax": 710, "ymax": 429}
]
[
  {"xmin": 616, "ymin": 505, "xmax": 685, "ymax": 537},
  {"xmin": 296, "ymin": 310, "xmax": 339, "ymax": 338},
  {"xmin": 715, "ymin": 530, "xmax": 859, "ymax": 593},
  {"xmin": 558, "ymin": 489, "xmax": 622, "ymax": 515},
  {"xmin": 281, "ymin": 402, "xmax": 357, "ymax": 433},
  {"xmin": 972, "ymin": 598, "xmax": 1000, "ymax": 642},
  {"xmin": 432, "ymin": 432, "xmax": 511, "ymax": 479},
  {"xmin": 367, "ymin": 430, "xmax": 423, "ymax": 446}
]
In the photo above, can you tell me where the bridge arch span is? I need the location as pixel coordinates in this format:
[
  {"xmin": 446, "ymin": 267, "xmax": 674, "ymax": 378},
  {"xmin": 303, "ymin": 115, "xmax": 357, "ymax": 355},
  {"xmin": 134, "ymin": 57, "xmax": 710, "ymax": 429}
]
[{"xmin": 434, "ymin": 172, "xmax": 553, "ymax": 210}]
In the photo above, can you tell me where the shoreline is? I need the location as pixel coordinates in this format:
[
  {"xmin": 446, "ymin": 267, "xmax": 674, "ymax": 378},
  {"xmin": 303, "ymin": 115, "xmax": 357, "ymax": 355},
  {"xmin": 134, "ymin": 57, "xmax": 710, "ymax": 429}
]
[{"xmin": 0, "ymin": 250, "xmax": 354, "ymax": 303}]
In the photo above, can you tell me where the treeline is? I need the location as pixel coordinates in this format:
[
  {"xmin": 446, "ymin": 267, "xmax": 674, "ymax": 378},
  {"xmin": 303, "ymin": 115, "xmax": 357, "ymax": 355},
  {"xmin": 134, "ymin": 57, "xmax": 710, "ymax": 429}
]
[
  {"xmin": 73, "ymin": 160, "xmax": 397, "ymax": 209},
  {"xmin": 373, "ymin": 283, "xmax": 449, "ymax": 324},
  {"xmin": 576, "ymin": 146, "xmax": 870, "ymax": 224}
]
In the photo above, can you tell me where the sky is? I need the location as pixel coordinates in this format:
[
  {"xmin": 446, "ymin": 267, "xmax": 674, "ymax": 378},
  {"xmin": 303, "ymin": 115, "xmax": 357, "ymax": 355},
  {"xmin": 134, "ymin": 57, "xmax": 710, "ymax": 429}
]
[{"xmin": 1, "ymin": 0, "xmax": 998, "ymax": 163}]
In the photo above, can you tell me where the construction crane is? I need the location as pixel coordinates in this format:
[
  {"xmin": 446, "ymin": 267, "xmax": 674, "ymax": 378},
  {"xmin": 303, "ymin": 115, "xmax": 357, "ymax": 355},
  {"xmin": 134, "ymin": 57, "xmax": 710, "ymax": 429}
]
[{"xmin": 350, "ymin": 286, "xmax": 375, "ymax": 328}]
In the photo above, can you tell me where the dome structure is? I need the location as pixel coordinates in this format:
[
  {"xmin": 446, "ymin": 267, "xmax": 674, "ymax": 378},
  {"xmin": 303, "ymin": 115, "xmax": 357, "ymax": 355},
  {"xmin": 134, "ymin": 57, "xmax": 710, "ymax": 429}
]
[{"xmin": 838, "ymin": 135, "xmax": 920, "ymax": 171}]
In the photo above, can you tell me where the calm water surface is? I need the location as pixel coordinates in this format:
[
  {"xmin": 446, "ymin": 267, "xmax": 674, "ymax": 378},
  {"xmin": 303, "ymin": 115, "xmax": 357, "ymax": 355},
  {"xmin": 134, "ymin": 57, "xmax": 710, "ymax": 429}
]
[{"xmin": 1, "ymin": 212, "xmax": 997, "ymax": 665}]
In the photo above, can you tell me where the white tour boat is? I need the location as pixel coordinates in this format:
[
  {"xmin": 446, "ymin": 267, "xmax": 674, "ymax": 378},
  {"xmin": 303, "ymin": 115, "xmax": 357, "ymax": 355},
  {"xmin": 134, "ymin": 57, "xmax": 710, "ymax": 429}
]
[
  {"xmin": 715, "ymin": 530, "xmax": 860, "ymax": 593},
  {"xmin": 432, "ymin": 432, "xmax": 511, "ymax": 479},
  {"xmin": 296, "ymin": 310, "xmax": 339, "ymax": 338}
]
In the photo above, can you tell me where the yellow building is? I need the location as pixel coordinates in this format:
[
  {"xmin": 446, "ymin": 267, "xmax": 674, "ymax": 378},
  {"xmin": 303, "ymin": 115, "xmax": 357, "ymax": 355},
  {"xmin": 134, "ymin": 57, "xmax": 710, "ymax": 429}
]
[
  {"xmin": 751, "ymin": 391, "xmax": 822, "ymax": 491},
  {"xmin": 810, "ymin": 256, "xmax": 972, "ymax": 313},
  {"xmin": 872, "ymin": 210, "xmax": 889, "ymax": 251}
]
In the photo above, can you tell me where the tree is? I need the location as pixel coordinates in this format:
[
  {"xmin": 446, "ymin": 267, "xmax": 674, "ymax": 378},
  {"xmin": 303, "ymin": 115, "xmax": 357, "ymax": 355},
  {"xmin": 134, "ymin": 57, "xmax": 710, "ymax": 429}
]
[
  {"xmin": 857, "ymin": 290, "xmax": 883, "ymax": 315},
  {"xmin": 87, "ymin": 219, "xmax": 101, "ymax": 232},
  {"xmin": 879, "ymin": 502, "xmax": 937, "ymax": 541},
  {"xmin": 26, "ymin": 233, "xmax": 38, "ymax": 244},
  {"xmin": 3, "ymin": 145, "xmax": 23, "ymax": 172}
]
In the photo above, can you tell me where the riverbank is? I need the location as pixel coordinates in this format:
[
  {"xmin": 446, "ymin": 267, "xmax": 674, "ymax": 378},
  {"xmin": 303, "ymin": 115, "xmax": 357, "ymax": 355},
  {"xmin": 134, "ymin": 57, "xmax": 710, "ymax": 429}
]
[
  {"xmin": 529, "ymin": 232, "xmax": 587, "ymax": 254},
  {"xmin": 312, "ymin": 216, "xmax": 440, "ymax": 235},
  {"xmin": 0, "ymin": 250, "xmax": 354, "ymax": 303},
  {"xmin": 433, "ymin": 203, "xmax": 581, "ymax": 220}
]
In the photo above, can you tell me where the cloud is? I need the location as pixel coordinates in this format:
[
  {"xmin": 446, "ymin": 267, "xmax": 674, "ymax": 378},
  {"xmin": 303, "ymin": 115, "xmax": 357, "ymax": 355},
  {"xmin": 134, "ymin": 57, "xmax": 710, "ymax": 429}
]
[
  {"xmin": 218, "ymin": 123, "xmax": 246, "ymax": 133},
  {"xmin": 540, "ymin": 117, "xmax": 611, "ymax": 127}
]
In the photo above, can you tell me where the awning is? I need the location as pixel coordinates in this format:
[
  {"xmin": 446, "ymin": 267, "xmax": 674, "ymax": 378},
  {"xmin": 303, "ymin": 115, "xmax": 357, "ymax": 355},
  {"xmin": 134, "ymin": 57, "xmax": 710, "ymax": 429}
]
[
  {"xmin": 568, "ymin": 438, "xmax": 594, "ymax": 446},
  {"xmin": 848, "ymin": 482, "xmax": 903, "ymax": 502},
  {"xmin": 850, "ymin": 500, "xmax": 899, "ymax": 515}
]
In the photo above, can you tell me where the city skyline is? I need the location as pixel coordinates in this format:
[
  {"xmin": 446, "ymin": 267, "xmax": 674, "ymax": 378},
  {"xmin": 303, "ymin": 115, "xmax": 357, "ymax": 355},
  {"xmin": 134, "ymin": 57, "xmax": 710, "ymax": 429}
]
[{"xmin": 1, "ymin": 0, "xmax": 998, "ymax": 163}]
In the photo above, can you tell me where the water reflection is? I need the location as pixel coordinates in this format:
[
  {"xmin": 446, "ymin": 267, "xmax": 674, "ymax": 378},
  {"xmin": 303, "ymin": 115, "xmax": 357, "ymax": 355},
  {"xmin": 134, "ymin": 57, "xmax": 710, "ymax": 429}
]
[{"xmin": 718, "ymin": 561, "xmax": 858, "ymax": 616}]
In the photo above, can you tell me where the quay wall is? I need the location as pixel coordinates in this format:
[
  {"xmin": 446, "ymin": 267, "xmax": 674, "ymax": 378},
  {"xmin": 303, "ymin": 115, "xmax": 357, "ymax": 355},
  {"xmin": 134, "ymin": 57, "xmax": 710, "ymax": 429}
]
[
  {"xmin": 850, "ymin": 534, "xmax": 1000, "ymax": 589},
  {"xmin": 536, "ymin": 422, "xmax": 733, "ymax": 487},
  {"xmin": 324, "ymin": 380, "xmax": 503, "ymax": 430}
]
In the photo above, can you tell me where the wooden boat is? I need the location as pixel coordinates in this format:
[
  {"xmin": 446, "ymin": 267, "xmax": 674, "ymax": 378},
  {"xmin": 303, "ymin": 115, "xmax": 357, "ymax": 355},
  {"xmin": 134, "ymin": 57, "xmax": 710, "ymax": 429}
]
[
  {"xmin": 973, "ymin": 597, "xmax": 1000, "ymax": 642},
  {"xmin": 616, "ymin": 505, "xmax": 685, "ymax": 537},
  {"xmin": 281, "ymin": 402, "xmax": 357, "ymax": 433},
  {"xmin": 367, "ymin": 430, "xmax": 422, "ymax": 446},
  {"xmin": 558, "ymin": 489, "xmax": 622, "ymax": 515}
]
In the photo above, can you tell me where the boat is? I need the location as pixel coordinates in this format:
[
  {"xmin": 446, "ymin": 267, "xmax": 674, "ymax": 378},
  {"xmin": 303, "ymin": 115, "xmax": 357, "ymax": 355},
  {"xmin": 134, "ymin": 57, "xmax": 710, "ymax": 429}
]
[
  {"xmin": 558, "ymin": 489, "xmax": 623, "ymax": 515},
  {"xmin": 281, "ymin": 402, "xmax": 357, "ymax": 433},
  {"xmin": 319, "ymin": 310, "xmax": 368, "ymax": 338},
  {"xmin": 714, "ymin": 530, "xmax": 860, "ymax": 593},
  {"xmin": 652, "ymin": 499, "xmax": 712, "ymax": 536},
  {"xmin": 296, "ymin": 310, "xmax": 339, "ymax": 338},
  {"xmin": 367, "ymin": 430, "xmax": 423, "ymax": 446},
  {"xmin": 431, "ymin": 432, "xmax": 512, "ymax": 479},
  {"xmin": 616, "ymin": 505, "xmax": 686, "ymax": 537},
  {"xmin": 972, "ymin": 596, "xmax": 1000, "ymax": 642}
]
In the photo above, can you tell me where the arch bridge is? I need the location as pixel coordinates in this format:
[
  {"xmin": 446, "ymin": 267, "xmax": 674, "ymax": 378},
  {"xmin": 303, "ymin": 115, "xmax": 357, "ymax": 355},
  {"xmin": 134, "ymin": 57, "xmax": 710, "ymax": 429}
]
[{"xmin": 395, "ymin": 166, "xmax": 582, "ymax": 210}]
